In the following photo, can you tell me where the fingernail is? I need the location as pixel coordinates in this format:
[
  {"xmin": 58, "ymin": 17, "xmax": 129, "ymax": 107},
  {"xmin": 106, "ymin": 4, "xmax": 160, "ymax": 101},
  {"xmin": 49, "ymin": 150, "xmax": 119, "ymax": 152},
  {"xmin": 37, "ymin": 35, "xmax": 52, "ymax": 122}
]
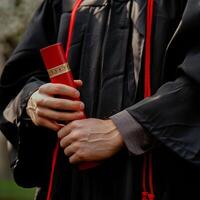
[
  {"xmin": 75, "ymin": 91, "xmax": 80, "ymax": 97},
  {"xmin": 80, "ymin": 102, "xmax": 85, "ymax": 110}
]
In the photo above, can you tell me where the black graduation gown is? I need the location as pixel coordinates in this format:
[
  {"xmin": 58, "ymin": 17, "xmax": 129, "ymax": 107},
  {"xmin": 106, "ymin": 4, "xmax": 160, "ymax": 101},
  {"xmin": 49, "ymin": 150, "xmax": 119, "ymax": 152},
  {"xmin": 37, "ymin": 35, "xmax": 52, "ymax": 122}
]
[{"xmin": 0, "ymin": 0, "xmax": 200, "ymax": 199}]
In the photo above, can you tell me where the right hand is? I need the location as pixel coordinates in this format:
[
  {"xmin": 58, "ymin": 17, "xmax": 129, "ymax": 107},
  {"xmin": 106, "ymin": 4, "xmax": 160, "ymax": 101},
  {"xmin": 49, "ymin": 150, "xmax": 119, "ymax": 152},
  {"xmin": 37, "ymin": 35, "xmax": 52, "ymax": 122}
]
[{"xmin": 26, "ymin": 80, "xmax": 85, "ymax": 131}]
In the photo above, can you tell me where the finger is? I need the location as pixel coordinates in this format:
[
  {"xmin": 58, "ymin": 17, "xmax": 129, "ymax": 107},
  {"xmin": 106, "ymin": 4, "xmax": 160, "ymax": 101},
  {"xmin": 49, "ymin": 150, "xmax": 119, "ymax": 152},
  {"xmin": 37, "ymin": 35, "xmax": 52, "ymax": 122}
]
[
  {"xmin": 36, "ymin": 106, "xmax": 84, "ymax": 122},
  {"xmin": 74, "ymin": 80, "xmax": 83, "ymax": 88},
  {"xmin": 57, "ymin": 121, "xmax": 78, "ymax": 138},
  {"xmin": 63, "ymin": 142, "xmax": 79, "ymax": 157},
  {"xmin": 69, "ymin": 152, "xmax": 83, "ymax": 164},
  {"xmin": 39, "ymin": 83, "xmax": 80, "ymax": 99},
  {"xmin": 35, "ymin": 116, "xmax": 60, "ymax": 131},
  {"xmin": 59, "ymin": 129, "xmax": 80, "ymax": 148},
  {"xmin": 37, "ymin": 97, "xmax": 85, "ymax": 111}
]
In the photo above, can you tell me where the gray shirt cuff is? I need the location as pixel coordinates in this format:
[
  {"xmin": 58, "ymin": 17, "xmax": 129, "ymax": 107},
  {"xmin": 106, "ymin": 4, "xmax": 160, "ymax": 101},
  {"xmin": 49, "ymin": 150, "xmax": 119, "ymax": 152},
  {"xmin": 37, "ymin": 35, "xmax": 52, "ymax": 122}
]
[{"xmin": 110, "ymin": 110, "xmax": 152, "ymax": 155}]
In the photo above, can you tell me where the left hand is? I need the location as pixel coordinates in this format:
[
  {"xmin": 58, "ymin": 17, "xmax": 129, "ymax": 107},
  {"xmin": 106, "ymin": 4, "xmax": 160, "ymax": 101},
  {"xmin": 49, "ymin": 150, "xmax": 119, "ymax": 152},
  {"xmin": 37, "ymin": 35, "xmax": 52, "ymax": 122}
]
[{"xmin": 57, "ymin": 118, "xmax": 124, "ymax": 164}]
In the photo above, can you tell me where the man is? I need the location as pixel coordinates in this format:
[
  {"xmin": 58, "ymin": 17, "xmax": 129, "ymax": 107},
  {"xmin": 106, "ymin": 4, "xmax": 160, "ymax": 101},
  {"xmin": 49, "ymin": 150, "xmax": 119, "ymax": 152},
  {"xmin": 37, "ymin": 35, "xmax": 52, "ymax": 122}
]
[{"xmin": 0, "ymin": 0, "xmax": 200, "ymax": 199}]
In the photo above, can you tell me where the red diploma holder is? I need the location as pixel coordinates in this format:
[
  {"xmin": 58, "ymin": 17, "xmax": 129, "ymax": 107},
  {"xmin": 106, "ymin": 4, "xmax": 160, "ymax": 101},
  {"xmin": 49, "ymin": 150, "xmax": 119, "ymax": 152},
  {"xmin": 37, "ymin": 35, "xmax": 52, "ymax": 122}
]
[{"xmin": 40, "ymin": 43, "xmax": 98, "ymax": 170}]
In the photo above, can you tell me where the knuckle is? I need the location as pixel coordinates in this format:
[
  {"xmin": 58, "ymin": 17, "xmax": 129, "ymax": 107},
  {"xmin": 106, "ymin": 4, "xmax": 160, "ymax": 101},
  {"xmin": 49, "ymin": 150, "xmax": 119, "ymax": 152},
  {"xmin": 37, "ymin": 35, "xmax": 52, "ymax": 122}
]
[
  {"xmin": 53, "ymin": 113, "xmax": 60, "ymax": 121},
  {"xmin": 71, "ymin": 120, "xmax": 80, "ymax": 128},
  {"xmin": 53, "ymin": 84, "xmax": 60, "ymax": 93},
  {"xmin": 53, "ymin": 84, "xmax": 64, "ymax": 94},
  {"xmin": 70, "ymin": 121, "xmax": 77, "ymax": 128},
  {"xmin": 37, "ymin": 97, "xmax": 46, "ymax": 106},
  {"xmin": 46, "ymin": 83, "xmax": 53, "ymax": 89},
  {"xmin": 64, "ymin": 148, "xmax": 68, "ymax": 155},
  {"xmin": 70, "ymin": 131, "xmax": 78, "ymax": 142},
  {"xmin": 55, "ymin": 101, "xmax": 64, "ymax": 109},
  {"xmin": 39, "ymin": 83, "xmax": 49, "ymax": 92}
]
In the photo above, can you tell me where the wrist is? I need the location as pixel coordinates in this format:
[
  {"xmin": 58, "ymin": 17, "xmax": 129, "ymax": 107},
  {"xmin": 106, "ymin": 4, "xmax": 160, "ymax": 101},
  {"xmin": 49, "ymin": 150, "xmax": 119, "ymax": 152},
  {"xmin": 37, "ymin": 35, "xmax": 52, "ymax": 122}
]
[{"xmin": 106, "ymin": 119, "xmax": 124, "ymax": 150}]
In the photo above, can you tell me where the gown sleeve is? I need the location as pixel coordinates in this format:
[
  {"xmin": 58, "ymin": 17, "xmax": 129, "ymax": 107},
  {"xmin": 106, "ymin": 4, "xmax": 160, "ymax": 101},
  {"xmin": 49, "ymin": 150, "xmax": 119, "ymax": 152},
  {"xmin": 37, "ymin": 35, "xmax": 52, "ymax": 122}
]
[
  {"xmin": 126, "ymin": 1, "xmax": 200, "ymax": 167},
  {"xmin": 0, "ymin": 0, "xmax": 58, "ymax": 145},
  {"xmin": 0, "ymin": 0, "xmax": 61, "ymax": 187}
]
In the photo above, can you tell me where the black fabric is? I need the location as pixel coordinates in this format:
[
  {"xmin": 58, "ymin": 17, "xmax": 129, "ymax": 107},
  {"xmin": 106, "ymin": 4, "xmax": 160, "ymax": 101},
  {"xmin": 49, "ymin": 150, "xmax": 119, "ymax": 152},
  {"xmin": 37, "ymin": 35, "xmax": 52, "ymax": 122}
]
[
  {"xmin": 0, "ymin": 0, "xmax": 200, "ymax": 199},
  {"xmin": 127, "ymin": 0, "xmax": 200, "ymax": 167},
  {"xmin": 13, "ymin": 122, "xmax": 57, "ymax": 188}
]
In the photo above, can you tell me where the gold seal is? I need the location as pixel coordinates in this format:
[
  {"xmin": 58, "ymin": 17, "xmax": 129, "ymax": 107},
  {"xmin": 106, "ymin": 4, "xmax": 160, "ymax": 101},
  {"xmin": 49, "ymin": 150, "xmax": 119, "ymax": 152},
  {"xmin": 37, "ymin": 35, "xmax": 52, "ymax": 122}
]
[{"xmin": 47, "ymin": 63, "xmax": 71, "ymax": 78}]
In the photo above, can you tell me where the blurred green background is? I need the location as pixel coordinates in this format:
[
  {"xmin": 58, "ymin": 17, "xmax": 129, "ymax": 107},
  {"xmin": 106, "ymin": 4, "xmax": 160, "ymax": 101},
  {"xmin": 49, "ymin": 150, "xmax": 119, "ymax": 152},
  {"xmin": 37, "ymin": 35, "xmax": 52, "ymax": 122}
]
[
  {"xmin": 0, "ymin": 0, "xmax": 42, "ymax": 199},
  {"xmin": 0, "ymin": 180, "xmax": 35, "ymax": 200}
]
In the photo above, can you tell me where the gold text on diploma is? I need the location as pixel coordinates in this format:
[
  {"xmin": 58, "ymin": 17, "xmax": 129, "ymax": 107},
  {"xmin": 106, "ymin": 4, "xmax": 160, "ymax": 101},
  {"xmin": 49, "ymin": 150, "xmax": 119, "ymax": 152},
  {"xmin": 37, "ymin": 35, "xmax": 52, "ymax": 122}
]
[{"xmin": 47, "ymin": 63, "xmax": 71, "ymax": 78}]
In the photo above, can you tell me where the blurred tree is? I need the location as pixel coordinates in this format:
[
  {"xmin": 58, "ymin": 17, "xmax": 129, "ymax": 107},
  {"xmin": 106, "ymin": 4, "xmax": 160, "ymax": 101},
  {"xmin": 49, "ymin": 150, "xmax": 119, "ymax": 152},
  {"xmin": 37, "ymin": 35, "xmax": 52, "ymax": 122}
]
[
  {"xmin": 0, "ymin": 0, "xmax": 42, "ymax": 70},
  {"xmin": 0, "ymin": 0, "xmax": 42, "ymax": 180}
]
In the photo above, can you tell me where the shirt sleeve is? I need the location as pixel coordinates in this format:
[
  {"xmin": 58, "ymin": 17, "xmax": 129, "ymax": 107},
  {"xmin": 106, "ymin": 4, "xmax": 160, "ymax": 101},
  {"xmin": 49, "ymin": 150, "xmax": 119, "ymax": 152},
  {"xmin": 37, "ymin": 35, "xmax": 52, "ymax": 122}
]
[{"xmin": 110, "ymin": 110, "xmax": 155, "ymax": 155}]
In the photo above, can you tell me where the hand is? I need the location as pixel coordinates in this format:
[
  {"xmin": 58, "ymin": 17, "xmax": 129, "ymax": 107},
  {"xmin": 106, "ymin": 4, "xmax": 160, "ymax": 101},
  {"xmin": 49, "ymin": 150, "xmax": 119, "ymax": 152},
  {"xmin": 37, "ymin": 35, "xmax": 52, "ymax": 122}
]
[
  {"xmin": 57, "ymin": 118, "xmax": 124, "ymax": 164},
  {"xmin": 26, "ymin": 80, "xmax": 85, "ymax": 131}
]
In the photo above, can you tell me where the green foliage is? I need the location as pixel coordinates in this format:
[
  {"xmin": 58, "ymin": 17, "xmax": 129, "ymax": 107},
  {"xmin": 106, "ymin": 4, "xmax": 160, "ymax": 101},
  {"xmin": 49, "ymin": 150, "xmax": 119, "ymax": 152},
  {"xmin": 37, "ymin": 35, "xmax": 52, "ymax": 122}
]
[{"xmin": 0, "ymin": 180, "xmax": 35, "ymax": 200}]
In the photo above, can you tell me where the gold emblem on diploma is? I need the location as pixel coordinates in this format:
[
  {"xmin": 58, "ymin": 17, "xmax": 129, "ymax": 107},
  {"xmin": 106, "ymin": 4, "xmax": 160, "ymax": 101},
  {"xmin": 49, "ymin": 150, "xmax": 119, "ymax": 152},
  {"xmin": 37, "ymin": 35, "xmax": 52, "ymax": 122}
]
[{"xmin": 47, "ymin": 63, "xmax": 71, "ymax": 78}]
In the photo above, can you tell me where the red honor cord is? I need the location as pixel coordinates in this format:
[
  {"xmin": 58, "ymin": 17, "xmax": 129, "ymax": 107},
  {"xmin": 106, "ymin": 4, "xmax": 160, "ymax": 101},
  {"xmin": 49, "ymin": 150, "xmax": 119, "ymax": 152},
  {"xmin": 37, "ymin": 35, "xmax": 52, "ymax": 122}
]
[
  {"xmin": 142, "ymin": 0, "xmax": 155, "ymax": 200},
  {"xmin": 46, "ymin": 0, "xmax": 83, "ymax": 199}
]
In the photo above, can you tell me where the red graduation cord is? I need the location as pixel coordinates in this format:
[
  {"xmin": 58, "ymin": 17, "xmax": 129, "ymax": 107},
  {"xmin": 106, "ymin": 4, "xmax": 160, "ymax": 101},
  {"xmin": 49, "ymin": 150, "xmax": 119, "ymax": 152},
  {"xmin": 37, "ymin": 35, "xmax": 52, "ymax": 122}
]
[
  {"xmin": 46, "ymin": 0, "xmax": 155, "ymax": 199},
  {"xmin": 46, "ymin": 0, "xmax": 83, "ymax": 199},
  {"xmin": 46, "ymin": 142, "xmax": 60, "ymax": 200},
  {"xmin": 65, "ymin": 0, "xmax": 83, "ymax": 61},
  {"xmin": 142, "ymin": 0, "xmax": 155, "ymax": 200}
]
